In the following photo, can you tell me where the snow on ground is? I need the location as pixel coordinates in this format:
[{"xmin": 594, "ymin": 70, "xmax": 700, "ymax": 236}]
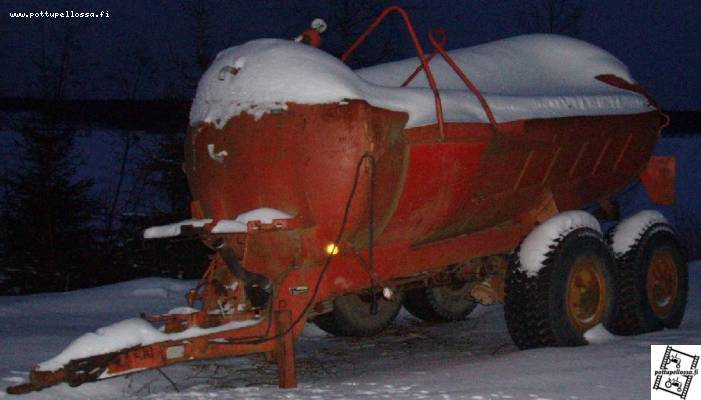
[{"xmin": 1, "ymin": 262, "xmax": 699, "ymax": 399}]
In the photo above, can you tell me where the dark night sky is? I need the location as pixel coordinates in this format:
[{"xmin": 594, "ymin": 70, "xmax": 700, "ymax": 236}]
[{"xmin": 1, "ymin": 0, "xmax": 700, "ymax": 110}]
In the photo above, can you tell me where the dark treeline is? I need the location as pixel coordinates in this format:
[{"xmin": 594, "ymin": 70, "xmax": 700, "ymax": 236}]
[
  {"xmin": 0, "ymin": 0, "xmax": 405, "ymax": 294},
  {"xmin": 1, "ymin": 98, "xmax": 700, "ymax": 135},
  {"xmin": 2, "ymin": 99, "xmax": 700, "ymax": 135}
]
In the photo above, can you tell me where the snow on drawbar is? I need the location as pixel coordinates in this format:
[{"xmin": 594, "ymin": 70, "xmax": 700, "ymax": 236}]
[
  {"xmin": 212, "ymin": 208, "xmax": 293, "ymax": 234},
  {"xmin": 143, "ymin": 218, "xmax": 212, "ymax": 239},
  {"xmin": 518, "ymin": 211, "xmax": 601, "ymax": 277},
  {"xmin": 190, "ymin": 34, "xmax": 652, "ymax": 129},
  {"xmin": 37, "ymin": 318, "xmax": 261, "ymax": 372},
  {"xmin": 143, "ymin": 208, "xmax": 293, "ymax": 238},
  {"xmin": 609, "ymin": 210, "xmax": 669, "ymax": 256}
]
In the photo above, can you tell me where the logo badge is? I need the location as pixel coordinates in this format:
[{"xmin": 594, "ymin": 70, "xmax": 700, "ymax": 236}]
[{"xmin": 651, "ymin": 345, "xmax": 700, "ymax": 399}]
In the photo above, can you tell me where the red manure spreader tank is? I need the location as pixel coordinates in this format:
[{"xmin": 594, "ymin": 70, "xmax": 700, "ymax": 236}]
[{"xmin": 9, "ymin": 6, "xmax": 687, "ymax": 394}]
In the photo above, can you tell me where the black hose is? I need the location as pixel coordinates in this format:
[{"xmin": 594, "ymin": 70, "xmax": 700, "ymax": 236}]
[{"xmin": 221, "ymin": 152, "xmax": 377, "ymax": 345}]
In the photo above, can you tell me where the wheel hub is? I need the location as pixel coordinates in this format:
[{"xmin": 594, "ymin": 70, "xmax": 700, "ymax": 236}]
[
  {"xmin": 647, "ymin": 249, "xmax": 678, "ymax": 318},
  {"xmin": 432, "ymin": 283, "xmax": 473, "ymax": 312},
  {"xmin": 566, "ymin": 257, "xmax": 607, "ymax": 332}
]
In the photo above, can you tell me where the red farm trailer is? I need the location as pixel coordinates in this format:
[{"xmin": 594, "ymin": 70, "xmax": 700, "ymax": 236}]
[{"xmin": 8, "ymin": 6, "xmax": 686, "ymax": 394}]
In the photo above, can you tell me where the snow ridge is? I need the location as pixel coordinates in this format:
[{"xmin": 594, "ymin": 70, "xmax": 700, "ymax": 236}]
[
  {"xmin": 37, "ymin": 317, "xmax": 261, "ymax": 372},
  {"xmin": 519, "ymin": 211, "xmax": 601, "ymax": 277},
  {"xmin": 609, "ymin": 210, "xmax": 670, "ymax": 255},
  {"xmin": 143, "ymin": 219, "xmax": 212, "ymax": 239},
  {"xmin": 143, "ymin": 208, "xmax": 293, "ymax": 238},
  {"xmin": 190, "ymin": 35, "xmax": 652, "ymax": 129},
  {"xmin": 211, "ymin": 208, "xmax": 293, "ymax": 234}
]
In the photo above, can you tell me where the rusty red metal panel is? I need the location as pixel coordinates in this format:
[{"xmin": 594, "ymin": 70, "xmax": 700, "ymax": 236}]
[
  {"xmin": 640, "ymin": 156, "xmax": 676, "ymax": 205},
  {"xmin": 377, "ymin": 140, "xmax": 487, "ymax": 244},
  {"xmin": 185, "ymin": 104, "xmax": 661, "ymax": 288}
]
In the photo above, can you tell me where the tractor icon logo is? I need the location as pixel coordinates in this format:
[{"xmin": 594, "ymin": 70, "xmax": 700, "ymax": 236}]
[
  {"xmin": 652, "ymin": 346, "xmax": 699, "ymax": 399},
  {"xmin": 665, "ymin": 377, "xmax": 683, "ymax": 393},
  {"xmin": 666, "ymin": 355, "xmax": 682, "ymax": 370}
]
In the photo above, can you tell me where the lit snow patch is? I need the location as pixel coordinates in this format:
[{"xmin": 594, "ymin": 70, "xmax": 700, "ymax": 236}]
[
  {"xmin": 37, "ymin": 317, "xmax": 261, "ymax": 371},
  {"xmin": 190, "ymin": 35, "xmax": 652, "ymax": 129},
  {"xmin": 166, "ymin": 306, "xmax": 199, "ymax": 315},
  {"xmin": 206, "ymin": 143, "xmax": 228, "ymax": 163},
  {"xmin": 211, "ymin": 207, "xmax": 293, "ymax": 233},
  {"xmin": 584, "ymin": 323, "xmax": 618, "ymax": 344},
  {"xmin": 143, "ymin": 219, "xmax": 212, "ymax": 239},
  {"xmin": 131, "ymin": 288, "xmax": 168, "ymax": 297},
  {"xmin": 610, "ymin": 210, "xmax": 669, "ymax": 255},
  {"xmin": 519, "ymin": 211, "xmax": 601, "ymax": 277},
  {"xmin": 210, "ymin": 220, "xmax": 247, "ymax": 234}
]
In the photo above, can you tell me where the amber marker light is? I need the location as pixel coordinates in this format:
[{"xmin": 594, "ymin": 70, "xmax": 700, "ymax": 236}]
[{"xmin": 325, "ymin": 243, "xmax": 340, "ymax": 255}]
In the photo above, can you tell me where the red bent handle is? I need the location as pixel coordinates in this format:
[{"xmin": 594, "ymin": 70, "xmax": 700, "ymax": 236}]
[
  {"xmin": 427, "ymin": 28, "xmax": 499, "ymax": 131},
  {"xmin": 341, "ymin": 5, "xmax": 445, "ymax": 138}
]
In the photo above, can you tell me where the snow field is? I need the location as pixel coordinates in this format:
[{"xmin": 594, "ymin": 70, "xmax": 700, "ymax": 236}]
[{"xmin": 1, "ymin": 262, "xmax": 699, "ymax": 399}]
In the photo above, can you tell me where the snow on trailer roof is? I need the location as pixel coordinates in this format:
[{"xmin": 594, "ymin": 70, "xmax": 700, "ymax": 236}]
[{"xmin": 190, "ymin": 34, "xmax": 653, "ymax": 129}]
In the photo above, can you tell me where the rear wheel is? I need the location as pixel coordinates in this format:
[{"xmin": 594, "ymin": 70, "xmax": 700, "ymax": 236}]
[
  {"xmin": 403, "ymin": 283, "xmax": 477, "ymax": 322},
  {"xmin": 505, "ymin": 227, "xmax": 616, "ymax": 349},
  {"xmin": 607, "ymin": 222, "xmax": 688, "ymax": 335},
  {"xmin": 312, "ymin": 292, "xmax": 402, "ymax": 337}
]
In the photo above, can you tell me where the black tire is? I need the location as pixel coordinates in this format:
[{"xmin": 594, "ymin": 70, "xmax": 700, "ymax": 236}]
[
  {"xmin": 403, "ymin": 284, "xmax": 477, "ymax": 322},
  {"xmin": 606, "ymin": 223, "xmax": 688, "ymax": 335},
  {"xmin": 504, "ymin": 228, "xmax": 617, "ymax": 349},
  {"xmin": 312, "ymin": 292, "xmax": 402, "ymax": 337}
]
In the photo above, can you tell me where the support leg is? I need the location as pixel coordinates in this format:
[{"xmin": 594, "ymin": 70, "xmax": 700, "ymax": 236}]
[{"xmin": 274, "ymin": 309, "xmax": 297, "ymax": 389}]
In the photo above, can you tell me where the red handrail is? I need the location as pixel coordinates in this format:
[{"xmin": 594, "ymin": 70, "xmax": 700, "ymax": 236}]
[
  {"xmin": 595, "ymin": 73, "xmax": 669, "ymax": 136},
  {"xmin": 400, "ymin": 30, "xmax": 446, "ymax": 87},
  {"xmin": 427, "ymin": 28, "xmax": 499, "ymax": 131},
  {"xmin": 341, "ymin": 6, "xmax": 445, "ymax": 138}
]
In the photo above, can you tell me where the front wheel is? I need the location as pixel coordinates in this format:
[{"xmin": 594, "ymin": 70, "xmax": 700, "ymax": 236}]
[
  {"xmin": 312, "ymin": 292, "xmax": 402, "ymax": 337},
  {"xmin": 403, "ymin": 284, "xmax": 477, "ymax": 322},
  {"xmin": 505, "ymin": 227, "xmax": 617, "ymax": 349}
]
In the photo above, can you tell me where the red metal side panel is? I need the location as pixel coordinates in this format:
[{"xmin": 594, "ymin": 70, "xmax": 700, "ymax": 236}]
[
  {"xmin": 376, "ymin": 140, "xmax": 487, "ymax": 244},
  {"xmin": 187, "ymin": 98, "xmax": 660, "ymax": 284},
  {"xmin": 378, "ymin": 111, "xmax": 660, "ymax": 250},
  {"xmin": 640, "ymin": 156, "xmax": 676, "ymax": 205}
]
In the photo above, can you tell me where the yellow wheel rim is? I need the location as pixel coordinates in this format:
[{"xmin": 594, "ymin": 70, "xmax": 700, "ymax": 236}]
[
  {"xmin": 647, "ymin": 249, "xmax": 678, "ymax": 318},
  {"xmin": 566, "ymin": 257, "xmax": 607, "ymax": 332}
]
